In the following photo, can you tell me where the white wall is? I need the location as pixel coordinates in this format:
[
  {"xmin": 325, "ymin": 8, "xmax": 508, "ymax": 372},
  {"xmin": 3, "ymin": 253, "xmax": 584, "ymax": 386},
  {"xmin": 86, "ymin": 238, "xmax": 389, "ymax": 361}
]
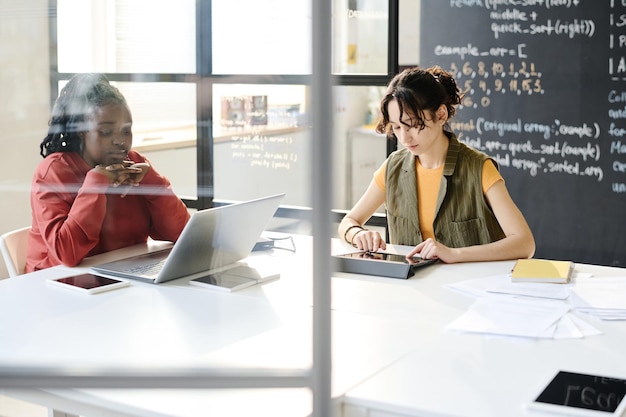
[{"xmin": 0, "ymin": 0, "xmax": 50, "ymax": 278}]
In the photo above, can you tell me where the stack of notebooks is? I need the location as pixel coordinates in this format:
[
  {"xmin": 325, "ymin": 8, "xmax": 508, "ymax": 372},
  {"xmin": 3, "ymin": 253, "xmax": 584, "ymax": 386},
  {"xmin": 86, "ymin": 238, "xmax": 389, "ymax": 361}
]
[{"xmin": 511, "ymin": 259, "xmax": 574, "ymax": 284}]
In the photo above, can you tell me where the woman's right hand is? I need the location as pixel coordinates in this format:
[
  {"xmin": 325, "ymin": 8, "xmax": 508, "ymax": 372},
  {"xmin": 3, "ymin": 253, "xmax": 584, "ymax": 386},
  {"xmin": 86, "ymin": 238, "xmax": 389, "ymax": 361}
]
[{"xmin": 351, "ymin": 229, "xmax": 387, "ymax": 252}]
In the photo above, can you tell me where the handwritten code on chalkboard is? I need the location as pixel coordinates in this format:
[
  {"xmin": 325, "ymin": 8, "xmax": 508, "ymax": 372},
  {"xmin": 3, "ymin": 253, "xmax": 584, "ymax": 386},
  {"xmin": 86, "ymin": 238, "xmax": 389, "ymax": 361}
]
[
  {"xmin": 420, "ymin": 0, "xmax": 626, "ymax": 266},
  {"xmin": 229, "ymin": 135, "xmax": 298, "ymax": 171},
  {"xmin": 535, "ymin": 371, "xmax": 626, "ymax": 414}
]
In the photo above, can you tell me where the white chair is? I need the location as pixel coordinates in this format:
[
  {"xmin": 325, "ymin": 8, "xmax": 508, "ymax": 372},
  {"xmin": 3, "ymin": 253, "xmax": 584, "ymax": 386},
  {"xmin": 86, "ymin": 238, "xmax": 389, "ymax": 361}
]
[{"xmin": 0, "ymin": 226, "xmax": 31, "ymax": 277}]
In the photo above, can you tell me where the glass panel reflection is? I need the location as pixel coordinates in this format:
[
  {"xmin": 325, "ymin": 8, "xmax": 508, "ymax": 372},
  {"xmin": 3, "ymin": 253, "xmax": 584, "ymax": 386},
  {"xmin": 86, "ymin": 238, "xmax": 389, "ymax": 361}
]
[
  {"xmin": 213, "ymin": 84, "xmax": 311, "ymax": 206},
  {"xmin": 332, "ymin": 0, "xmax": 389, "ymax": 75},
  {"xmin": 57, "ymin": 0, "xmax": 196, "ymax": 74},
  {"xmin": 58, "ymin": 79, "xmax": 198, "ymax": 199},
  {"xmin": 120, "ymin": 82, "xmax": 197, "ymax": 199},
  {"xmin": 332, "ymin": 85, "xmax": 389, "ymax": 213},
  {"xmin": 211, "ymin": 0, "xmax": 312, "ymax": 75}
]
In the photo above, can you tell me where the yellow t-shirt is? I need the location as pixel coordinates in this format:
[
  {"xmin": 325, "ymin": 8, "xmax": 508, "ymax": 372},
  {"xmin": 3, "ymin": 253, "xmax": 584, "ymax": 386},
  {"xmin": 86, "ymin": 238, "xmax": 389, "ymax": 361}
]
[{"xmin": 373, "ymin": 158, "xmax": 503, "ymax": 240}]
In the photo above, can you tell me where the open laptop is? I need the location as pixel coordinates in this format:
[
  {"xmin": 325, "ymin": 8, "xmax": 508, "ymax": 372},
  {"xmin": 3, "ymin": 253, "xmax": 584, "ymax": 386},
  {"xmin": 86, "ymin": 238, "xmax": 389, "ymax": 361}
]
[{"xmin": 90, "ymin": 193, "xmax": 285, "ymax": 284}]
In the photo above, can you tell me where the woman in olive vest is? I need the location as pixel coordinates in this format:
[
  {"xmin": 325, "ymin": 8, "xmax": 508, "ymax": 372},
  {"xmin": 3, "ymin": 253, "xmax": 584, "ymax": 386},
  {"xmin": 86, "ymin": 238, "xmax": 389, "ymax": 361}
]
[{"xmin": 339, "ymin": 66, "xmax": 535, "ymax": 263}]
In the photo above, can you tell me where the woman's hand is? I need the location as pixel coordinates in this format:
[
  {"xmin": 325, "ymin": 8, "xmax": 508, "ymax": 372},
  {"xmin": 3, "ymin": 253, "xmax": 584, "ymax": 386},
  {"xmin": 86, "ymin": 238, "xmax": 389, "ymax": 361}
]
[
  {"xmin": 93, "ymin": 161, "xmax": 151, "ymax": 196},
  {"xmin": 351, "ymin": 229, "xmax": 387, "ymax": 252},
  {"xmin": 407, "ymin": 238, "xmax": 457, "ymax": 263},
  {"xmin": 107, "ymin": 161, "xmax": 150, "ymax": 186}
]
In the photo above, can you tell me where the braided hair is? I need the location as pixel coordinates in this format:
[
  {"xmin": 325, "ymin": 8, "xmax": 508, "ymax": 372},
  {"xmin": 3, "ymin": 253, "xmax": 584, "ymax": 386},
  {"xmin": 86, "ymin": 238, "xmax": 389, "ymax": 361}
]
[
  {"xmin": 375, "ymin": 65, "xmax": 465, "ymax": 137},
  {"xmin": 39, "ymin": 73, "xmax": 127, "ymax": 158}
]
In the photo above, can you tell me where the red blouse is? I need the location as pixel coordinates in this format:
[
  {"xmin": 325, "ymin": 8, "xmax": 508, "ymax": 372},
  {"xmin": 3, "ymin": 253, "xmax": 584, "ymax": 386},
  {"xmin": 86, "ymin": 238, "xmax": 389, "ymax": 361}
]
[{"xmin": 26, "ymin": 151, "xmax": 190, "ymax": 272}]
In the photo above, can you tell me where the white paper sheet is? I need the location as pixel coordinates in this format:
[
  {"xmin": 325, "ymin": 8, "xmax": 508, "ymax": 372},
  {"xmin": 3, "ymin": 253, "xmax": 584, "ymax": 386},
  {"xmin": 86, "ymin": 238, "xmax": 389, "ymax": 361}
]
[
  {"xmin": 444, "ymin": 271, "xmax": 614, "ymax": 337},
  {"xmin": 570, "ymin": 276, "xmax": 626, "ymax": 320},
  {"xmin": 446, "ymin": 274, "xmax": 571, "ymax": 300},
  {"xmin": 445, "ymin": 296, "xmax": 571, "ymax": 338}
]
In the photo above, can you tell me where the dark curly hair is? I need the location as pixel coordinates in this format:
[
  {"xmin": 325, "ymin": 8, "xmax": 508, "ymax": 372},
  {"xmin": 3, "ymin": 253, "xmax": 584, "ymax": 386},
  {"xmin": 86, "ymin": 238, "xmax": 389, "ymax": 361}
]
[
  {"xmin": 39, "ymin": 73, "xmax": 127, "ymax": 158},
  {"xmin": 375, "ymin": 65, "xmax": 465, "ymax": 137}
]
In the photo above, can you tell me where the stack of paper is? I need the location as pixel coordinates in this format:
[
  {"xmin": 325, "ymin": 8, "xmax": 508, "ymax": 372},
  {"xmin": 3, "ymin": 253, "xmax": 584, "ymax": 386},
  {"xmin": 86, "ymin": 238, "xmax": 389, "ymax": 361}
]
[
  {"xmin": 446, "ymin": 296, "xmax": 571, "ymax": 338},
  {"xmin": 570, "ymin": 277, "xmax": 626, "ymax": 320},
  {"xmin": 445, "ymin": 295, "xmax": 601, "ymax": 339},
  {"xmin": 445, "ymin": 272, "xmax": 602, "ymax": 339}
]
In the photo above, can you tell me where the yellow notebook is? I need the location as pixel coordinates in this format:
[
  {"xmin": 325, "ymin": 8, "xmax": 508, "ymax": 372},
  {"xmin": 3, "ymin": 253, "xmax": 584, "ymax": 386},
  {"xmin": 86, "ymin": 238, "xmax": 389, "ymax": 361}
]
[{"xmin": 511, "ymin": 259, "xmax": 573, "ymax": 284}]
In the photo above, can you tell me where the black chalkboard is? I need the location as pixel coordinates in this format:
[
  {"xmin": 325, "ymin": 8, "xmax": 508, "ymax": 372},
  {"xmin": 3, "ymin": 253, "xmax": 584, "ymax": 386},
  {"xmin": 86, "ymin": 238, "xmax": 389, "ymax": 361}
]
[{"xmin": 419, "ymin": 0, "xmax": 626, "ymax": 267}]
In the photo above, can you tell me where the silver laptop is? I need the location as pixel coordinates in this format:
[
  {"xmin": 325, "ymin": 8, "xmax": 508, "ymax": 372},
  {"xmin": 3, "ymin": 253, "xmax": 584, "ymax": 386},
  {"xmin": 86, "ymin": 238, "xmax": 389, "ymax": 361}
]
[{"xmin": 90, "ymin": 194, "xmax": 285, "ymax": 283}]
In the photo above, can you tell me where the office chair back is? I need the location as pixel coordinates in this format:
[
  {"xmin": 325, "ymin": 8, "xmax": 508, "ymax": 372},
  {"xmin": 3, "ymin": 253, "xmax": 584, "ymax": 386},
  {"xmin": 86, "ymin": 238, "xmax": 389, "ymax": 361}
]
[{"xmin": 0, "ymin": 226, "xmax": 31, "ymax": 277}]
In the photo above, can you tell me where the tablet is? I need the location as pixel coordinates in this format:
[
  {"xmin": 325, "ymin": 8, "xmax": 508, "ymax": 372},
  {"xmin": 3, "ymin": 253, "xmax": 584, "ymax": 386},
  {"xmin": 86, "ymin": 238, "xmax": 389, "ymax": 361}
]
[
  {"xmin": 334, "ymin": 251, "xmax": 437, "ymax": 279},
  {"xmin": 527, "ymin": 371, "xmax": 626, "ymax": 417},
  {"xmin": 226, "ymin": 264, "xmax": 281, "ymax": 284},
  {"xmin": 339, "ymin": 251, "xmax": 425, "ymax": 264},
  {"xmin": 190, "ymin": 272, "xmax": 257, "ymax": 292},
  {"xmin": 49, "ymin": 274, "xmax": 130, "ymax": 294}
]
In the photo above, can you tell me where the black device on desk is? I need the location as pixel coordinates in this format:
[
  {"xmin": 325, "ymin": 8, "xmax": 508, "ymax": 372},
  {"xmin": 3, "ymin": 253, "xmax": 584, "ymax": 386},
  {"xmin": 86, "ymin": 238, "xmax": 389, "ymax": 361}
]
[
  {"xmin": 48, "ymin": 273, "xmax": 130, "ymax": 294},
  {"xmin": 334, "ymin": 251, "xmax": 437, "ymax": 279},
  {"xmin": 526, "ymin": 371, "xmax": 626, "ymax": 417}
]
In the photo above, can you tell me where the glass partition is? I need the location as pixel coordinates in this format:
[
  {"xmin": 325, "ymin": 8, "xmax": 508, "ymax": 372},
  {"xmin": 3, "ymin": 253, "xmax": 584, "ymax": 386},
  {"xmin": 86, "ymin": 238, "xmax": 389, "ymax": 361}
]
[
  {"xmin": 57, "ymin": 0, "xmax": 196, "ymax": 73},
  {"xmin": 212, "ymin": 83, "xmax": 390, "ymax": 214},
  {"xmin": 57, "ymin": 79, "xmax": 198, "ymax": 199},
  {"xmin": 332, "ymin": 85, "xmax": 388, "ymax": 213},
  {"xmin": 212, "ymin": 84, "xmax": 311, "ymax": 207},
  {"xmin": 211, "ymin": 0, "xmax": 312, "ymax": 75},
  {"xmin": 55, "ymin": 0, "xmax": 395, "ymax": 213},
  {"xmin": 211, "ymin": 0, "xmax": 389, "ymax": 76},
  {"xmin": 116, "ymin": 82, "xmax": 197, "ymax": 149},
  {"xmin": 332, "ymin": 0, "xmax": 389, "ymax": 75},
  {"xmin": 119, "ymin": 82, "xmax": 197, "ymax": 199}
]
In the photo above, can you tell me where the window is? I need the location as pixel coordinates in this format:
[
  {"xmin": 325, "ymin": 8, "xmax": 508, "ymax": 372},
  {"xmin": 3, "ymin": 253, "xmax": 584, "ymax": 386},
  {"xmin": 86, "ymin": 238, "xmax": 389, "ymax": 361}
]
[
  {"xmin": 57, "ymin": 0, "xmax": 196, "ymax": 74},
  {"xmin": 332, "ymin": 0, "xmax": 389, "ymax": 75},
  {"xmin": 52, "ymin": 0, "xmax": 399, "ymax": 224},
  {"xmin": 211, "ymin": 0, "xmax": 312, "ymax": 74},
  {"xmin": 212, "ymin": 83, "xmax": 310, "ymax": 206}
]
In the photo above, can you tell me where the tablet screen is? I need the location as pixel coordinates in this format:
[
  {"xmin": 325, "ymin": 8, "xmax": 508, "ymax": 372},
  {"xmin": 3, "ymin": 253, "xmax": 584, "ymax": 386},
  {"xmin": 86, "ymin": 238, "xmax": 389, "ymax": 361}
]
[
  {"xmin": 56, "ymin": 274, "xmax": 123, "ymax": 289},
  {"xmin": 341, "ymin": 252, "xmax": 422, "ymax": 264},
  {"xmin": 534, "ymin": 371, "xmax": 626, "ymax": 414},
  {"xmin": 50, "ymin": 274, "xmax": 130, "ymax": 294}
]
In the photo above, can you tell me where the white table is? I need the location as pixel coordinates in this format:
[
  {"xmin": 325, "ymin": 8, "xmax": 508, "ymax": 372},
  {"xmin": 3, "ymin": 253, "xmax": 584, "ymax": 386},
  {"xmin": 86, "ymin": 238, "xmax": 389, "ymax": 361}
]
[
  {"xmin": 0, "ymin": 235, "xmax": 423, "ymax": 417},
  {"xmin": 337, "ymin": 261, "xmax": 626, "ymax": 417},
  {"xmin": 1, "ymin": 234, "xmax": 625, "ymax": 417}
]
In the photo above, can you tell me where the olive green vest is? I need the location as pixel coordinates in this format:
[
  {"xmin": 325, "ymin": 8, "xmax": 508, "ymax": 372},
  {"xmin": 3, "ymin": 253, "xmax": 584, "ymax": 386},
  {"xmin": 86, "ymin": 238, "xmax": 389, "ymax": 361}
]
[{"xmin": 385, "ymin": 134, "xmax": 506, "ymax": 248}]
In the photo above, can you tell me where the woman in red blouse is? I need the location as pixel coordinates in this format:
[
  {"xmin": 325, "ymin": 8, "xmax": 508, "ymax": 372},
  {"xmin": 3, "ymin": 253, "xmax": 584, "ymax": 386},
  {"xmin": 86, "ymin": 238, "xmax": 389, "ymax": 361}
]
[{"xmin": 26, "ymin": 73, "xmax": 190, "ymax": 272}]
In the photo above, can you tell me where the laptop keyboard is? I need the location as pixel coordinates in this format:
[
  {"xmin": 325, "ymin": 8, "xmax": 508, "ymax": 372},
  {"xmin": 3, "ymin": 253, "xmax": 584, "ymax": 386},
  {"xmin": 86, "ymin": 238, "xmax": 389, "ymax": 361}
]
[{"xmin": 124, "ymin": 259, "xmax": 166, "ymax": 276}]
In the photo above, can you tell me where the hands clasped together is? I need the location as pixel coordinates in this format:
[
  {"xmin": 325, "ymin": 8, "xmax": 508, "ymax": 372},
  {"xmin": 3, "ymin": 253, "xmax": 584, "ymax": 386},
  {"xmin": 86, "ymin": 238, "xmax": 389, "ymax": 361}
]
[{"xmin": 94, "ymin": 161, "xmax": 150, "ymax": 197}]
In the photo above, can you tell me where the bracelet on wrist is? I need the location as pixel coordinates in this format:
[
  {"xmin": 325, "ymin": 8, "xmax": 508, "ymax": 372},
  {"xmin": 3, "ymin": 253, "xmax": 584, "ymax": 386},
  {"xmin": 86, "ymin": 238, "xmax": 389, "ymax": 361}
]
[
  {"xmin": 343, "ymin": 225, "xmax": 364, "ymax": 244},
  {"xmin": 350, "ymin": 228, "xmax": 367, "ymax": 246}
]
